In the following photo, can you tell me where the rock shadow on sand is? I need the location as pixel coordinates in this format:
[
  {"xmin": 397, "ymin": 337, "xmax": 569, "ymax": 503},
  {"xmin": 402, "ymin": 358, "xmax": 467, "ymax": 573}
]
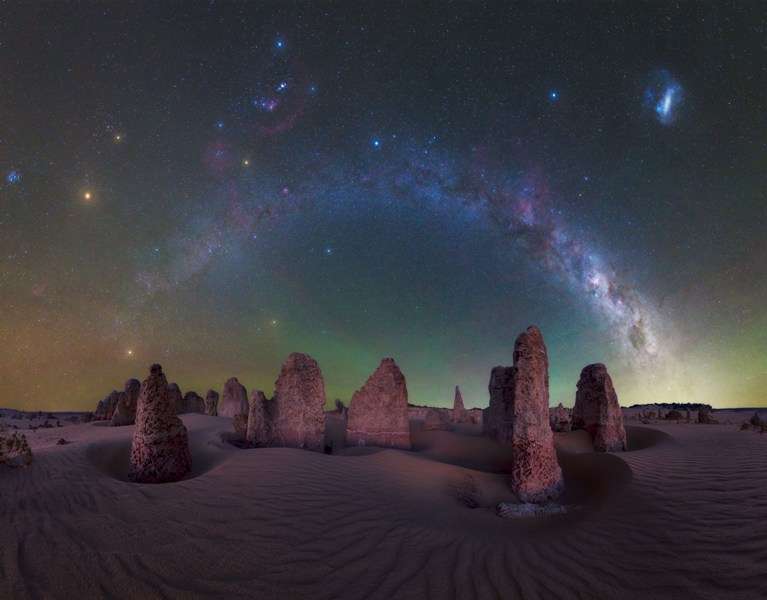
[{"xmin": 86, "ymin": 425, "xmax": 231, "ymax": 483}]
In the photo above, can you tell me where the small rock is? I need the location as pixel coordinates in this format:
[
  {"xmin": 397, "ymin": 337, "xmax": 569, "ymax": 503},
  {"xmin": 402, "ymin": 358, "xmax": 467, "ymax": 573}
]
[
  {"xmin": 0, "ymin": 432, "xmax": 33, "ymax": 467},
  {"xmin": 496, "ymin": 502, "xmax": 569, "ymax": 519}
]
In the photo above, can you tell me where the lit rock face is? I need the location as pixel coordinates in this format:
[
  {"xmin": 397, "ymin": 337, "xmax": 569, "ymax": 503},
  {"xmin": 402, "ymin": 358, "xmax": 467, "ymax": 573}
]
[
  {"xmin": 245, "ymin": 390, "xmax": 269, "ymax": 447},
  {"xmin": 94, "ymin": 391, "xmax": 120, "ymax": 421},
  {"xmin": 182, "ymin": 391, "xmax": 205, "ymax": 414},
  {"xmin": 128, "ymin": 364, "xmax": 191, "ymax": 483},
  {"xmin": 346, "ymin": 358, "xmax": 411, "ymax": 450},
  {"xmin": 167, "ymin": 383, "xmax": 184, "ymax": 415},
  {"xmin": 219, "ymin": 378, "xmax": 248, "ymax": 419},
  {"xmin": 452, "ymin": 386, "xmax": 468, "ymax": 423},
  {"xmin": 204, "ymin": 390, "xmax": 219, "ymax": 416},
  {"xmin": 111, "ymin": 379, "xmax": 141, "ymax": 426},
  {"xmin": 572, "ymin": 363, "xmax": 627, "ymax": 452},
  {"xmin": 486, "ymin": 326, "xmax": 564, "ymax": 503},
  {"xmin": 270, "ymin": 353, "xmax": 326, "ymax": 450},
  {"xmin": 549, "ymin": 403, "xmax": 572, "ymax": 432}
]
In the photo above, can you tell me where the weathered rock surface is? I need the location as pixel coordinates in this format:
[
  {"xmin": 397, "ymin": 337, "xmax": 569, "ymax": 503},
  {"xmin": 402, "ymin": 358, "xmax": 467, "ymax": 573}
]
[
  {"xmin": 665, "ymin": 409, "xmax": 683, "ymax": 421},
  {"xmin": 167, "ymin": 383, "xmax": 183, "ymax": 415},
  {"xmin": 128, "ymin": 364, "xmax": 191, "ymax": 483},
  {"xmin": 245, "ymin": 390, "xmax": 269, "ymax": 447},
  {"xmin": 571, "ymin": 363, "xmax": 627, "ymax": 452},
  {"xmin": 94, "ymin": 390, "xmax": 120, "ymax": 421},
  {"xmin": 549, "ymin": 403, "xmax": 572, "ymax": 432},
  {"xmin": 424, "ymin": 407, "xmax": 451, "ymax": 431},
  {"xmin": 698, "ymin": 406, "xmax": 717, "ymax": 424},
  {"xmin": 270, "ymin": 353, "xmax": 326, "ymax": 450},
  {"xmin": 204, "ymin": 390, "xmax": 219, "ymax": 416},
  {"xmin": 219, "ymin": 378, "xmax": 248, "ymax": 419},
  {"xmin": 0, "ymin": 432, "xmax": 33, "ymax": 467},
  {"xmin": 452, "ymin": 386, "xmax": 468, "ymax": 423},
  {"xmin": 182, "ymin": 391, "xmax": 205, "ymax": 414},
  {"xmin": 347, "ymin": 358, "xmax": 411, "ymax": 449},
  {"xmin": 485, "ymin": 326, "xmax": 564, "ymax": 503},
  {"xmin": 233, "ymin": 413, "xmax": 248, "ymax": 438},
  {"xmin": 111, "ymin": 378, "xmax": 141, "ymax": 426}
]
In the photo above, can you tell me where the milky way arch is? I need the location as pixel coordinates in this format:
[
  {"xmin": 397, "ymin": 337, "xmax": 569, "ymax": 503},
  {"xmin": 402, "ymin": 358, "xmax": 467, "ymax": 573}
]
[{"xmin": 135, "ymin": 146, "xmax": 667, "ymax": 370}]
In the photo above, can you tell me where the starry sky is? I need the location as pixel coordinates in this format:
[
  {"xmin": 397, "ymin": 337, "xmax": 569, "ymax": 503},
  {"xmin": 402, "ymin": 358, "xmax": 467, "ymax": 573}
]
[{"xmin": 1, "ymin": 2, "xmax": 766, "ymax": 411}]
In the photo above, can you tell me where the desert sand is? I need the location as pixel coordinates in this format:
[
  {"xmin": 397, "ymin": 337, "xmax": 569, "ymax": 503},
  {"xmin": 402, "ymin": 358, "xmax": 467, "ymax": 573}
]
[{"xmin": 2, "ymin": 413, "xmax": 766, "ymax": 599}]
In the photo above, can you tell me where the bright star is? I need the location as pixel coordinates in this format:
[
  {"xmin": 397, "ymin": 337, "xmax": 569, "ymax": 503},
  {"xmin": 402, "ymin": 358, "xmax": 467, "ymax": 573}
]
[
  {"xmin": 276, "ymin": 81, "xmax": 288, "ymax": 93},
  {"xmin": 324, "ymin": 246, "xmax": 333, "ymax": 256},
  {"xmin": 113, "ymin": 133, "xmax": 123, "ymax": 143},
  {"xmin": 548, "ymin": 90, "xmax": 559, "ymax": 101},
  {"xmin": 126, "ymin": 349, "xmax": 134, "ymax": 357},
  {"xmin": 372, "ymin": 138, "xmax": 381, "ymax": 149},
  {"xmin": 271, "ymin": 319, "xmax": 279, "ymax": 326},
  {"xmin": 6, "ymin": 170, "xmax": 21, "ymax": 184},
  {"xmin": 215, "ymin": 121, "xmax": 224, "ymax": 129},
  {"xmin": 242, "ymin": 158, "xmax": 250, "ymax": 167},
  {"xmin": 275, "ymin": 38, "xmax": 285, "ymax": 50},
  {"xmin": 83, "ymin": 191, "xmax": 92, "ymax": 201}
]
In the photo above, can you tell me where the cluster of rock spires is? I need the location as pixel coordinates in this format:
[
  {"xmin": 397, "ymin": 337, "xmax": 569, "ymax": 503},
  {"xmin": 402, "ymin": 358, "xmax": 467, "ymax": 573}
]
[
  {"xmin": 96, "ymin": 324, "xmax": 628, "ymax": 508},
  {"xmin": 228, "ymin": 353, "xmax": 327, "ymax": 451},
  {"xmin": 94, "ymin": 379, "xmax": 213, "ymax": 427},
  {"xmin": 111, "ymin": 379, "xmax": 141, "ymax": 426}
]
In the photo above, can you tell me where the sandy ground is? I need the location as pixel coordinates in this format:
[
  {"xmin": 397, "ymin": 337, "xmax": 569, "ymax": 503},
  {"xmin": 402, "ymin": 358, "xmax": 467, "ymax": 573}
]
[{"xmin": 2, "ymin": 415, "xmax": 766, "ymax": 599}]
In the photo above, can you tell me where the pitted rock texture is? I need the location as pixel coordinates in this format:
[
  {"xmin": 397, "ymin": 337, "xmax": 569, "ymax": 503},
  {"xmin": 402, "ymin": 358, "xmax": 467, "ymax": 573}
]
[
  {"xmin": 181, "ymin": 391, "xmax": 205, "ymax": 414},
  {"xmin": 245, "ymin": 390, "xmax": 270, "ymax": 447},
  {"xmin": 219, "ymin": 378, "xmax": 248, "ymax": 419},
  {"xmin": 204, "ymin": 390, "xmax": 219, "ymax": 416},
  {"xmin": 486, "ymin": 326, "xmax": 563, "ymax": 503},
  {"xmin": 424, "ymin": 408, "xmax": 451, "ymax": 431},
  {"xmin": 111, "ymin": 379, "xmax": 141, "ymax": 426},
  {"xmin": 347, "ymin": 358, "xmax": 411, "ymax": 449},
  {"xmin": 572, "ymin": 363, "xmax": 627, "ymax": 452},
  {"xmin": 128, "ymin": 364, "xmax": 191, "ymax": 483},
  {"xmin": 549, "ymin": 403, "xmax": 572, "ymax": 432},
  {"xmin": 0, "ymin": 432, "xmax": 33, "ymax": 468},
  {"xmin": 270, "ymin": 353, "xmax": 326, "ymax": 450},
  {"xmin": 167, "ymin": 383, "xmax": 183, "ymax": 415},
  {"xmin": 94, "ymin": 390, "xmax": 120, "ymax": 421}
]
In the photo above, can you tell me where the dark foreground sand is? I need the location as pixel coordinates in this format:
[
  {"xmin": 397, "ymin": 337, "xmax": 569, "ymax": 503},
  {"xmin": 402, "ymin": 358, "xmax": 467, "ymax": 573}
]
[{"xmin": 2, "ymin": 415, "xmax": 766, "ymax": 599}]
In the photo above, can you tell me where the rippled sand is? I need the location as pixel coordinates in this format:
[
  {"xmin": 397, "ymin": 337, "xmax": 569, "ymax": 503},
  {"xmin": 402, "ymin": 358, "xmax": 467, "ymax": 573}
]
[{"xmin": 1, "ymin": 415, "xmax": 765, "ymax": 599}]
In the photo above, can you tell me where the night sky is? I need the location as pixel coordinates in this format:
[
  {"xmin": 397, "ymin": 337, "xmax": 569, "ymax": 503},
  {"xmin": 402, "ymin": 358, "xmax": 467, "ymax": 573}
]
[{"xmin": 2, "ymin": 2, "xmax": 765, "ymax": 411}]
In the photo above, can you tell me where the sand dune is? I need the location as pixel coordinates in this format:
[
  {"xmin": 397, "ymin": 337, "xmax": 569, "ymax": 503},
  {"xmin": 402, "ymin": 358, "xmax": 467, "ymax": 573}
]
[{"xmin": 1, "ymin": 416, "xmax": 765, "ymax": 599}]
